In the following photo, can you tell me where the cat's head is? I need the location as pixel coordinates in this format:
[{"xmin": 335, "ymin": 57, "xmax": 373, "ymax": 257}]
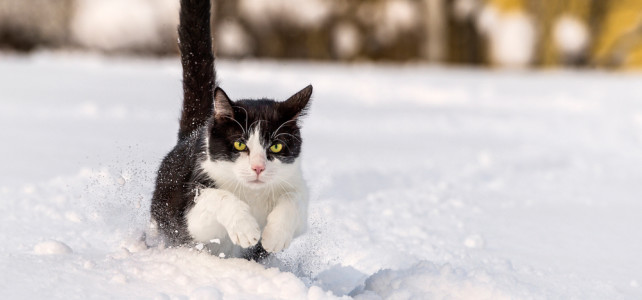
[{"xmin": 203, "ymin": 85, "xmax": 312, "ymax": 189}]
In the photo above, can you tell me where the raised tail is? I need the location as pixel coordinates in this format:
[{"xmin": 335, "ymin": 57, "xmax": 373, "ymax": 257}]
[{"xmin": 177, "ymin": 0, "xmax": 215, "ymax": 140}]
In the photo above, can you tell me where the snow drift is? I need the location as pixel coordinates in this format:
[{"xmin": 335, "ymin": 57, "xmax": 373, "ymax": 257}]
[{"xmin": 1, "ymin": 53, "xmax": 641, "ymax": 299}]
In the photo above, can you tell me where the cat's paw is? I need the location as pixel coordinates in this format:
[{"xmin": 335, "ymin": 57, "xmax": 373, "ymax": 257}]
[
  {"xmin": 261, "ymin": 225, "xmax": 293, "ymax": 253},
  {"xmin": 226, "ymin": 214, "xmax": 261, "ymax": 248}
]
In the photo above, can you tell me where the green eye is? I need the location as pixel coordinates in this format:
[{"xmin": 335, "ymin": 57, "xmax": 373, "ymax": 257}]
[
  {"xmin": 234, "ymin": 141, "xmax": 246, "ymax": 151},
  {"xmin": 270, "ymin": 143, "xmax": 283, "ymax": 153}
]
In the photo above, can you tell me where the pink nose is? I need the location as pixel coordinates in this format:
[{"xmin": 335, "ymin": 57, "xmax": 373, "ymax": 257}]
[{"xmin": 252, "ymin": 164, "xmax": 265, "ymax": 176}]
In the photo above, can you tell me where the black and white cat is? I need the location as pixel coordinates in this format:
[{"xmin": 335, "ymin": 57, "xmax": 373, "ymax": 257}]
[{"xmin": 150, "ymin": 0, "xmax": 312, "ymax": 260}]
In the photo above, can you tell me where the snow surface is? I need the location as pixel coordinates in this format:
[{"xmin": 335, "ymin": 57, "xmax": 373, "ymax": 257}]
[
  {"xmin": 33, "ymin": 240, "xmax": 73, "ymax": 255},
  {"xmin": 1, "ymin": 52, "xmax": 642, "ymax": 299}
]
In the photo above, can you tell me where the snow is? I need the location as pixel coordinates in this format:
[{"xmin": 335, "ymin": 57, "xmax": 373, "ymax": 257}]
[
  {"xmin": 34, "ymin": 240, "xmax": 73, "ymax": 255},
  {"xmin": 357, "ymin": 261, "xmax": 525, "ymax": 300},
  {"xmin": 2, "ymin": 52, "xmax": 642, "ymax": 299}
]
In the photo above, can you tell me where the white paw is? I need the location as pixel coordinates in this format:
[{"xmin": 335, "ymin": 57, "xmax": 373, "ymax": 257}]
[
  {"xmin": 226, "ymin": 213, "xmax": 260, "ymax": 248},
  {"xmin": 261, "ymin": 225, "xmax": 293, "ymax": 253}
]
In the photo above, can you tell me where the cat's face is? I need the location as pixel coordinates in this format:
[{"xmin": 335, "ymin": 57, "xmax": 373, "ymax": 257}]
[{"xmin": 204, "ymin": 85, "xmax": 312, "ymax": 190}]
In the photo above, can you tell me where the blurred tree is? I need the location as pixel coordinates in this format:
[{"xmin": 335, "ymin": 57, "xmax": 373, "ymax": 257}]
[
  {"xmin": 423, "ymin": 0, "xmax": 446, "ymax": 62},
  {"xmin": 530, "ymin": 0, "xmax": 590, "ymax": 67},
  {"xmin": 489, "ymin": 0, "xmax": 523, "ymax": 11},
  {"xmin": 0, "ymin": 0, "xmax": 72, "ymax": 51},
  {"xmin": 213, "ymin": 0, "xmax": 334, "ymax": 60},
  {"xmin": 593, "ymin": 0, "xmax": 642, "ymax": 68},
  {"xmin": 447, "ymin": 0, "xmax": 485, "ymax": 65},
  {"xmin": 3, "ymin": 0, "xmax": 642, "ymax": 70}
]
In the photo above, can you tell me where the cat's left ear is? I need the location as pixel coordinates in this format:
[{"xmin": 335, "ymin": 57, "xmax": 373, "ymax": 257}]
[
  {"xmin": 282, "ymin": 84, "xmax": 313, "ymax": 120},
  {"xmin": 214, "ymin": 87, "xmax": 234, "ymax": 120}
]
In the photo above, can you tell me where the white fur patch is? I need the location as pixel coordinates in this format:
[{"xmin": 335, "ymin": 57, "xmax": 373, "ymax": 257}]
[
  {"xmin": 186, "ymin": 124, "xmax": 309, "ymax": 255},
  {"xmin": 185, "ymin": 188, "xmax": 261, "ymax": 256},
  {"xmin": 185, "ymin": 189, "xmax": 231, "ymax": 243}
]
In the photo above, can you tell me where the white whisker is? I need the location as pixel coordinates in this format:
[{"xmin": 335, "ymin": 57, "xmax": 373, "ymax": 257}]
[
  {"xmin": 273, "ymin": 138, "xmax": 291, "ymax": 150},
  {"xmin": 270, "ymin": 184, "xmax": 276, "ymax": 204},
  {"xmin": 235, "ymin": 106, "xmax": 249, "ymax": 132},
  {"xmin": 249, "ymin": 119, "xmax": 266, "ymax": 131},
  {"xmin": 277, "ymin": 176, "xmax": 295, "ymax": 190},
  {"xmin": 271, "ymin": 119, "xmax": 297, "ymax": 139},
  {"xmin": 223, "ymin": 116, "xmax": 246, "ymax": 135},
  {"xmin": 274, "ymin": 132, "xmax": 301, "ymax": 143}
]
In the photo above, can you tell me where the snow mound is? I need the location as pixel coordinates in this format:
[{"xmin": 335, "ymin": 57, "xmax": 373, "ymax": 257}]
[
  {"xmin": 33, "ymin": 240, "xmax": 72, "ymax": 255},
  {"xmin": 102, "ymin": 248, "xmax": 342, "ymax": 299},
  {"xmin": 356, "ymin": 261, "xmax": 534, "ymax": 300},
  {"xmin": 2, "ymin": 54, "xmax": 642, "ymax": 299},
  {"xmin": 189, "ymin": 286, "xmax": 222, "ymax": 300},
  {"xmin": 464, "ymin": 234, "xmax": 485, "ymax": 249}
]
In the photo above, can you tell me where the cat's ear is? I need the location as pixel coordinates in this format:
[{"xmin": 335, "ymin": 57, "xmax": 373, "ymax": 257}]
[
  {"xmin": 214, "ymin": 87, "xmax": 234, "ymax": 119},
  {"xmin": 282, "ymin": 85, "xmax": 313, "ymax": 120}
]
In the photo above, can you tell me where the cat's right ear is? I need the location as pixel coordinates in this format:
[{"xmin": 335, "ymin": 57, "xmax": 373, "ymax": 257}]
[
  {"xmin": 214, "ymin": 87, "xmax": 234, "ymax": 119},
  {"xmin": 282, "ymin": 84, "xmax": 313, "ymax": 120}
]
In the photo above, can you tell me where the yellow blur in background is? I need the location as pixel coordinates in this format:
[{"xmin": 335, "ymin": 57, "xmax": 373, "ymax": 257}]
[{"xmin": 1, "ymin": 0, "xmax": 642, "ymax": 69}]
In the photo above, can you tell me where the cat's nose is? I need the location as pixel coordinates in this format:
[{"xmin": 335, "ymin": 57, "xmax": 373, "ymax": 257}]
[{"xmin": 252, "ymin": 164, "xmax": 265, "ymax": 176}]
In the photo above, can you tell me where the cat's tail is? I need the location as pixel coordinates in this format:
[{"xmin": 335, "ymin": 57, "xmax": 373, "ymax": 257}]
[{"xmin": 177, "ymin": 0, "xmax": 216, "ymax": 140}]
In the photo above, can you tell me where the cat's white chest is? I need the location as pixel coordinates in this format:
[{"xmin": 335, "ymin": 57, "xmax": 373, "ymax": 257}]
[
  {"xmin": 199, "ymin": 157, "xmax": 301, "ymax": 228},
  {"xmin": 226, "ymin": 186, "xmax": 275, "ymax": 228}
]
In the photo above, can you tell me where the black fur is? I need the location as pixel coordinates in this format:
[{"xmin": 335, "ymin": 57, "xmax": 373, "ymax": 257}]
[
  {"xmin": 150, "ymin": 131, "xmax": 211, "ymax": 245},
  {"xmin": 177, "ymin": 0, "xmax": 215, "ymax": 140},
  {"xmin": 150, "ymin": 0, "xmax": 313, "ymax": 254},
  {"xmin": 211, "ymin": 86, "xmax": 312, "ymax": 164},
  {"xmin": 151, "ymin": 87, "xmax": 313, "ymax": 247}
]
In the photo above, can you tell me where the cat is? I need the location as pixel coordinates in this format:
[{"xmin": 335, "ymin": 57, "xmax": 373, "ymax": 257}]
[{"xmin": 149, "ymin": 0, "xmax": 312, "ymax": 260}]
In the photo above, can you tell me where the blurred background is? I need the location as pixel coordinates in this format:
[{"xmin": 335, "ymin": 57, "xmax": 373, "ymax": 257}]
[
  {"xmin": 2, "ymin": 0, "xmax": 642, "ymax": 69},
  {"xmin": 2, "ymin": 1, "xmax": 642, "ymax": 298}
]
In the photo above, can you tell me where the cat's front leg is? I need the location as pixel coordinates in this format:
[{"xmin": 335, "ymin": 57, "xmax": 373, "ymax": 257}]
[
  {"xmin": 261, "ymin": 193, "xmax": 304, "ymax": 253},
  {"xmin": 186, "ymin": 188, "xmax": 261, "ymax": 248}
]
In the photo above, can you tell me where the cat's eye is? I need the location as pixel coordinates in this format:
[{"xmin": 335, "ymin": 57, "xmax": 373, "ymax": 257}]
[
  {"xmin": 233, "ymin": 141, "xmax": 247, "ymax": 151},
  {"xmin": 270, "ymin": 143, "xmax": 283, "ymax": 153}
]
